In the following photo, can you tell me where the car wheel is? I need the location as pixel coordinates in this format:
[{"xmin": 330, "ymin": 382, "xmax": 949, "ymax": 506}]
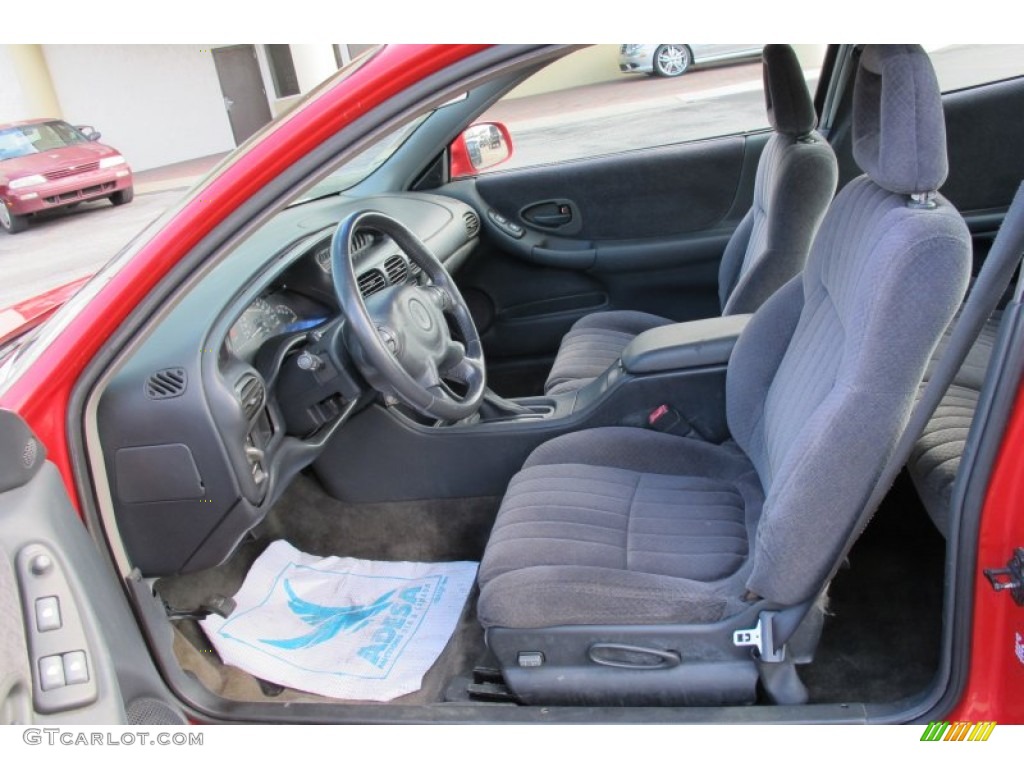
[
  {"xmin": 653, "ymin": 44, "xmax": 693, "ymax": 77},
  {"xmin": 0, "ymin": 201, "xmax": 28, "ymax": 234},
  {"xmin": 110, "ymin": 187, "xmax": 134, "ymax": 206}
]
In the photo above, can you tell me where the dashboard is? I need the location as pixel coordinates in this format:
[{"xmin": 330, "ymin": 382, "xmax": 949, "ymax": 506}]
[{"xmin": 96, "ymin": 191, "xmax": 482, "ymax": 577}]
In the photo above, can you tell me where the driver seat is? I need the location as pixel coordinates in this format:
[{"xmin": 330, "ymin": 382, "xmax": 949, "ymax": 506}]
[{"xmin": 476, "ymin": 45, "xmax": 971, "ymax": 706}]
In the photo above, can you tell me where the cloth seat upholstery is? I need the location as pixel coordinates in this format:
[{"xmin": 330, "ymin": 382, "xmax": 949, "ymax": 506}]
[
  {"xmin": 545, "ymin": 44, "xmax": 839, "ymax": 396},
  {"xmin": 908, "ymin": 311, "xmax": 1002, "ymax": 536},
  {"xmin": 480, "ymin": 45, "xmax": 972, "ymax": 635}
]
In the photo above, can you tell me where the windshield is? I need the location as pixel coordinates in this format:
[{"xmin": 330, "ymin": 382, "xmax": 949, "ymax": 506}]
[
  {"xmin": 0, "ymin": 121, "xmax": 89, "ymax": 161},
  {"xmin": 0, "ymin": 331, "xmax": 34, "ymax": 388},
  {"xmin": 293, "ymin": 113, "xmax": 430, "ymax": 202}
]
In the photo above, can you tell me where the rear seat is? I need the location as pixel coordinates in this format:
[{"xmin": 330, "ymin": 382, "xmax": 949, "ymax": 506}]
[{"xmin": 908, "ymin": 310, "xmax": 1002, "ymax": 537}]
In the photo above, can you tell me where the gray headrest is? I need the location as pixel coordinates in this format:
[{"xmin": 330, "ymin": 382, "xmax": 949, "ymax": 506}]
[
  {"xmin": 763, "ymin": 44, "xmax": 817, "ymax": 136},
  {"xmin": 853, "ymin": 44, "xmax": 948, "ymax": 195}
]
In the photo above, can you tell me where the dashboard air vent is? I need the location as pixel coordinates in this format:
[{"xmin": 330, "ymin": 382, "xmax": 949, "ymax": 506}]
[
  {"xmin": 463, "ymin": 210, "xmax": 480, "ymax": 238},
  {"xmin": 352, "ymin": 230, "xmax": 375, "ymax": 254},
  {"xmin": 384, "ymin": 255, "xmax": 409, "ymax": 285},
  {"xmin": 145, "ymin": 368, "xmax": 187, "ymax": 400},
  {"xmin": 236, "ymin": 374, "xmax": 266, "ymax": 421},
  {"xmin": 358, "ymin": 268, "xmax": 387, "ymax": 297}
]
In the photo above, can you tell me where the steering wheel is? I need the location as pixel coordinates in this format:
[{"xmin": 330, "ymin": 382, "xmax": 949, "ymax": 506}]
[{"xmin": 331, "ymin": 210, "xmax": 486, "ymax": 421}]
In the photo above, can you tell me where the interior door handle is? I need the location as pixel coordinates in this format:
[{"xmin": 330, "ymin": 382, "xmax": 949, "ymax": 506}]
[
  {"xmin": 522, "ymin": 200, "xmax": 576, "ymax": 229},
  {"xmin": 530, "ymin": 210, "xmax": 572, "ymax": 227}
]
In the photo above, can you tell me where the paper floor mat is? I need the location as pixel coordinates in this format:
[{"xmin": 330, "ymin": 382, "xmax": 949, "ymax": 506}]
[{"xmin": 201, "ymin": 540, "xmax": 478, "ymax": 701}]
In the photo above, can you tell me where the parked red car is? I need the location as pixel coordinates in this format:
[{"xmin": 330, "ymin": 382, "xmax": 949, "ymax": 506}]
[
  {"xmin": 0, "ymin": 45, "xmax": 1023, "ymax": 731},
  {"xmin": 0, "ymin": 118, "xmax": 134, "ymax": 234}
]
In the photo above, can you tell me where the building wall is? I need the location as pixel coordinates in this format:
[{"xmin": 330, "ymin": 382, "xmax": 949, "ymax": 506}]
[
  {"xmin": 255, "ymin": 44, "xmax": 341, "ymax": 118},
  {"xmin": 41, "ymin": 44, "xmax": 237, "ymax": 171},
  {"xmin": 504, "ymin": 45, "xmax": 621, "ymax": 99},
  {"xmin": 0, "ymin": 45, "xmax": 63, "ymax": 122},
  {"xmin": 0, "ymin": 46, "xmax": 32, "ymax": 121},
  {"xmin": 4, "ymin": 44, "xmax": 366, "ymax": 171}
]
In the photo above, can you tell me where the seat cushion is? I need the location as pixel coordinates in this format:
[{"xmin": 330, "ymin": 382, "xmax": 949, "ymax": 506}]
[
  {"xmin": 908, "ymin": 384, "xmax": 979, "ymax": 537},
  {"xmin": 544, "ymin": 311, "xmax": 672, "ymax": 396},
  {"xmin": 478, "ymin": 428, "xmax": 762, "ymax": 628},
  {"xmin": 926, "ymin": 309, "xmax": 1001, "ymax": 390},
  {"xmin": 909, "ymin": 311, "xmax": 1002, "ymax": 536}
]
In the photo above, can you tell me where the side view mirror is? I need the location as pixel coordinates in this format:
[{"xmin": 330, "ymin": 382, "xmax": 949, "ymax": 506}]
[
  {"xmin": 76, "ymin": 125, "xmax": 101, "ymax": 141},
  {"xmin": 450, "ymin": 122, "xmax": 513, "ymax": 178}
]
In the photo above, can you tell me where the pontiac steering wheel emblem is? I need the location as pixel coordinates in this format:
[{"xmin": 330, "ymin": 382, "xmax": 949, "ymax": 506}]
[{"xmin": 408, "ymin": 297, "xmax": 433, "ymax": 330}]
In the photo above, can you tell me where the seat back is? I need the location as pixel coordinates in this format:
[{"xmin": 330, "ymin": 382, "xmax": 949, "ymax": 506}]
[
  {"xmin": 726, "ymin": 45, "xmax": 971, "ymax": 605},
  {"xmin": 717, "ymin": 44, "xmax": 838, "ymax": 315}
]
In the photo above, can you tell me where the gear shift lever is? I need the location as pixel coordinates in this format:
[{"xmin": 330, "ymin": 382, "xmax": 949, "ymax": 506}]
[{"xmin": 478, "ymin": 388, "xmax": 536, "ymax": 420}]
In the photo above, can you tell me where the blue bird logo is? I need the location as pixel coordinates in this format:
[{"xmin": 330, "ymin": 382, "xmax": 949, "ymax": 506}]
[{"xmin": 259, "ymin": 580, "xmax": 395, "ymax": 650}]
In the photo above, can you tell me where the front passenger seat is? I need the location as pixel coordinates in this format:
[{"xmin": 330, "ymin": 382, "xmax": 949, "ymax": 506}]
[
  {"xmin": 544, "ymin": 44, "xmax": 838, "ymax": 395},
  {"xmin": 478, "ymin": 45, "xmax": 970, "ymax": 706}
]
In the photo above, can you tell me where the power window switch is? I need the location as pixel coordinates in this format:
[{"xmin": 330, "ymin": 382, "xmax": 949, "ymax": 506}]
[
  {"xmin": 39, "ymin": 655, "xmax": 66, "ymax": 691},
  {"xmin": 63, "ymin": 651, "xmax": 90, "ymax": 685},
  {"xmin": 35, "ymin": 596, "xmax": 62, "ymax": 632}
]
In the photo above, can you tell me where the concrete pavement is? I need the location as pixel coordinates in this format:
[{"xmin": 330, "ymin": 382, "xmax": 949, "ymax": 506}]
[{"xmin": 133, "ymin": 152, "xmax": 227, "ymax": 195}]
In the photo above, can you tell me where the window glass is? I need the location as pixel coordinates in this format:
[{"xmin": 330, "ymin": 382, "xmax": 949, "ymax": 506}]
[
  {"xmin": 475, "ymin": 44, "xmax": 825, "ymax": 173},
  {"xmin": 929, "ymin": 44, "xmax": 1024, "ymax": 93},
  {"xmin": 294, "ymin": 113, "xmax": 431, "ymax": 202},
  {"xmin": 0, "ymin": 121, "xmax": 86, "ymax": 159}
]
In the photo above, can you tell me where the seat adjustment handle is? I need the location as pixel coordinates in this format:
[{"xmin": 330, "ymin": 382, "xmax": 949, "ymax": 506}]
[{"xmin": 587, "ymin": 643, "xmax": 681, "ymax": 669}]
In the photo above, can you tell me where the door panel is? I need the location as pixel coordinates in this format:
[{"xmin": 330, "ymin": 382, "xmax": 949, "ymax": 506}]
[
  {"xmin": 0, "ymin": 409, "xmax": 181, "ymax": 724},
  {"xmin": 942, "ymin": 76, "xmax": 1024, "ymax": 265},
  {"xmin": 0, "ymin": 549, "xmax": 31, "ymax": 724},
  {"xmin": 943, "ymin": 76, "xmax": 1024, "ymax": 214},
  {"xmin": 476, "ymin": 135, "xmax": 750, "ymax": 241},
  {"xmin": 449, "ymin": 132, "xmax": 768, "ymax": 395}
]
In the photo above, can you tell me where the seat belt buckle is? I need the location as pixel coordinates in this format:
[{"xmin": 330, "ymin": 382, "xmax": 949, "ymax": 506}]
[{"xmin": 648, "ymin": 403, "xmax": 683, "ymax": 432}]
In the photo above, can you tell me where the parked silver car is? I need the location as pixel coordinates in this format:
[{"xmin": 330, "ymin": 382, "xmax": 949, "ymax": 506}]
[{"xmin": 619, "ymin": 44, "xmax": 764, "ymax": 77}]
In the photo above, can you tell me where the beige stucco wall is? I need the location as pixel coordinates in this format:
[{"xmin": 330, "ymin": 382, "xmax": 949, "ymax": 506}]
[
  {"xmin": 504, "ymin": 45, "xmax": 621, "ymax": 99},
  {"xmin": 0, "ymin": 45, "xmax": 63, "ymax": 122}
]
